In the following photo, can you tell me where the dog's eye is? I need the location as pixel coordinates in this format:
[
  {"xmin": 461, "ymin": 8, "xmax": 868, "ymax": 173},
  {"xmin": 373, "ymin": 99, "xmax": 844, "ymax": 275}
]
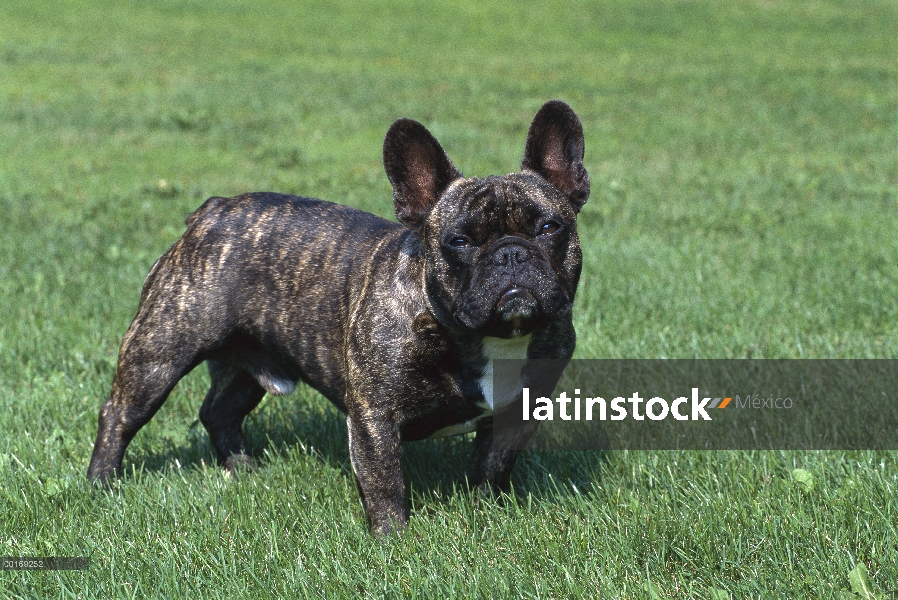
[
  {"xmin": 539, "ymin": 221, "xmax": 560, "ymax": 235},
  {"xmin": 448, "ymin": 237, "xmax": 469, "ymax": 248}
]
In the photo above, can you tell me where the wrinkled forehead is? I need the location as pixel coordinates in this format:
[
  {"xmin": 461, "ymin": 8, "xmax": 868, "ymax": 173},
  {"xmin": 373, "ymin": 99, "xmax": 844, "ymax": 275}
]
[{"xmin": 430, "ymin": 173, "xmax": 570, "ymax": 230}]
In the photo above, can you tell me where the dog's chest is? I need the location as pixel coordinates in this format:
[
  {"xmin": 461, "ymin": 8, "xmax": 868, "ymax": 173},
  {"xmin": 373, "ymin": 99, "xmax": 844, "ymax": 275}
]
[
  {"xmin": 427, "ymin": 335, "xmax": 530, "ymax": 439},
  {"xmin": 477, "ymin": 335, "xmax": 531, "ymax": 410}
]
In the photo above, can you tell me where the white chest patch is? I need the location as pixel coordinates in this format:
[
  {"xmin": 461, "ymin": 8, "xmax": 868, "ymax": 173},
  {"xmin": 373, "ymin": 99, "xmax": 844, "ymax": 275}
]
[
  {"xmin": 427, "ymin": 334, "xmax": 531, "ymax": 440},
  {"xmin": 478, "ymin": 334, "xmax": 531, "ymax": 410}
]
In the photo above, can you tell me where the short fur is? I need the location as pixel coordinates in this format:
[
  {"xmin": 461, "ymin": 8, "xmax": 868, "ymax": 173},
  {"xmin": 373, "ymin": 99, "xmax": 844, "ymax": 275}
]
[{"xmin": 88, "ymin": 100, "xmax": 590, "ymax": 534}]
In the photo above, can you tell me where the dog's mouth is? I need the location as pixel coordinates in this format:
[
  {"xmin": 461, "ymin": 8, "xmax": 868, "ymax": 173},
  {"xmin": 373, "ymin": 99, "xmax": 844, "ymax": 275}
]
[
  {"xmin": 495, "ymin": 287, "xmax": 539, "ymax": 336},
  {"xmin": 455, "ymin": 286, "xmax": 553, "ymax": 337},
  {"xmin": 496, "ymin": 287, "xmax": 537, "ymax": 319}
]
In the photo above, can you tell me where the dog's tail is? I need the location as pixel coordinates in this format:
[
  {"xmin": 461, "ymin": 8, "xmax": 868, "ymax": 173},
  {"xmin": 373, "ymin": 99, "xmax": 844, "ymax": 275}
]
[{"xmin": 185, "ymin": 196, "xmax": 225, "ymax": 228}]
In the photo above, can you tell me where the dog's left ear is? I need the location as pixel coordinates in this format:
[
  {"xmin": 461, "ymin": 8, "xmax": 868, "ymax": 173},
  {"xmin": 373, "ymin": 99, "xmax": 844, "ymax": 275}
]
[
  {"xmin": 521, "ymin": 100, "xmax": 590, "ymax": 212},
  {"xmin": 384, "ymin": 119, "xmax": 463, "ymax": 230}
]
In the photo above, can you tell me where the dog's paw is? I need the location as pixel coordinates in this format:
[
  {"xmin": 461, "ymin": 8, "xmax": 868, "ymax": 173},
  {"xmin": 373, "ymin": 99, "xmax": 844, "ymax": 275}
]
[
  {"xmin": 223, "ymin": 454, "xmax": 258, "ymax": 474},
  {"xmin": 473, "ymin": 481, "xmax": 509, "ymax": 506}
]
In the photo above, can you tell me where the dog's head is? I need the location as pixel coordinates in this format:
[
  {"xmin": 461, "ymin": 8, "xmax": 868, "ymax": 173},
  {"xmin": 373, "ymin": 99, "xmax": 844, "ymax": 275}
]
[{"xmin": 383, "ymin": 100, "xmax": 589, "ymax": 338}]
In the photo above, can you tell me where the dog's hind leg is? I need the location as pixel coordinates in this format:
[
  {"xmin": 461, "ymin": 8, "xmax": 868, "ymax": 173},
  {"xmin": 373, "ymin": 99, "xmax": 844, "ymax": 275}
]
[
  {"xmin": 199, "ymin": 360, "xmax": 266, "ymax": 472},
  {"xmin": 87, "ymin": 331, "xmax": 201, "ymax": 486}
]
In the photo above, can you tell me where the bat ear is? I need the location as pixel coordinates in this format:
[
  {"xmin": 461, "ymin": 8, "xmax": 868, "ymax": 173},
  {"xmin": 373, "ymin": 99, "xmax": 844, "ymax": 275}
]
[
  {"xmin": 521, "ymin": 100, "xmax": 590, "ymax": 212},
  {"xmin": 383, "ymin": 119, "xmax": 463, "ymax": 230}
]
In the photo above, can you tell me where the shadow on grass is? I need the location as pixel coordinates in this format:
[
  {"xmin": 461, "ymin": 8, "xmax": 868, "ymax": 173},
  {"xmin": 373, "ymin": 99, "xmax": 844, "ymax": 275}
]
[{"xmin": 125, "ymin": 389, "xmax": 608, "ymax": 511}]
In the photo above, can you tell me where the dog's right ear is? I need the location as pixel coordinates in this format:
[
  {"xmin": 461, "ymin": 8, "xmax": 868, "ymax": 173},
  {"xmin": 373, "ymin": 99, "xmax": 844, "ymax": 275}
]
[{"xmin": 384, "ymin": 119, "xmax": 463, "ymax": 230}]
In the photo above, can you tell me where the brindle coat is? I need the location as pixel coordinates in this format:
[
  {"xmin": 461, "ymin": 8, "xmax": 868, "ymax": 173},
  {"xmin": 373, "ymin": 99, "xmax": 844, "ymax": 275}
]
[{"xmin": 88, "ymin": 100, "xmax": 590, "ymax": 534}]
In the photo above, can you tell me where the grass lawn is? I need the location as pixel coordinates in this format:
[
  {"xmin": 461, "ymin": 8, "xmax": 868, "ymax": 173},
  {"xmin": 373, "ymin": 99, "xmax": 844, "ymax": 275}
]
[{"xmin": 1, "ymin": 0, "xmax": 896, "ymax": 597}]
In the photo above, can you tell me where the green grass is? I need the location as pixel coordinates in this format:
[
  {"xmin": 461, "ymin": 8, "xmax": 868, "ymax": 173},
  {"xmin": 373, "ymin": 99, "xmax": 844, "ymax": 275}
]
[{"xmin": 1, "ymin": 0, "xmax": 896, "ymax": 597}]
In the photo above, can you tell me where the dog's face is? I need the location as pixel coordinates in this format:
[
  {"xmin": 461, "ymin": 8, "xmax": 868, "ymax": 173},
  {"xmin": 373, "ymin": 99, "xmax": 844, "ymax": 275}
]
[
  {"xmin": 383, "ymin": 100, "xmax": 590, "ymax": 338},
  {"xmin": 421, "ymin": 173, "xmax": 582, "ymax": 337}
]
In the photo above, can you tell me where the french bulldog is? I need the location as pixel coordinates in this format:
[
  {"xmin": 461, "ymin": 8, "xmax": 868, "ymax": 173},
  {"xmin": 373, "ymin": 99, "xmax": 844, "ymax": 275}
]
[{"xmin": 88, "ymin": 100, "xmax": 590, "ymax": 534}]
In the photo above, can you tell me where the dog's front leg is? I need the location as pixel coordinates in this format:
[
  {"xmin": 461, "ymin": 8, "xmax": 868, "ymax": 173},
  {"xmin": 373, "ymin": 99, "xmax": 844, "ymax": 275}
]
[
  {"xmin": 346, "ymin": 414, "xmax": 407, "ymax": 534},
  {"xmin": 470, "ymin": 355, "xmax": 571, "ymax": 496},
  {"xmin": 469, "ymin": 418, "xmax": 540, "ymax": 497}
]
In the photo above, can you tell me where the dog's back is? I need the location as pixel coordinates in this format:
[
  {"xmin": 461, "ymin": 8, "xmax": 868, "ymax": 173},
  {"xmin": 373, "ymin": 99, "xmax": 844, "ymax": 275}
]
[{"xmin": 141, "ymin": 193, "xmax": 405, "ymax": 402}]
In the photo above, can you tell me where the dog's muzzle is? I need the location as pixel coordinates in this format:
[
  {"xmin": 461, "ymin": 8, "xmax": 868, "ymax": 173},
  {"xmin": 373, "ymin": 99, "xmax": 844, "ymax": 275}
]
[{"xmin": 496, "ymin": 287, "xmax": 538, "ymax": 321}]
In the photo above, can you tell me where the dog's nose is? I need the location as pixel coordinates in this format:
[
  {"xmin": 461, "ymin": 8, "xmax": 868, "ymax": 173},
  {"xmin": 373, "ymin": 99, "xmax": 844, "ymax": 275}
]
[{"xmin": 492, "ymin": 244, "xmax": 532, "ymax": 267}]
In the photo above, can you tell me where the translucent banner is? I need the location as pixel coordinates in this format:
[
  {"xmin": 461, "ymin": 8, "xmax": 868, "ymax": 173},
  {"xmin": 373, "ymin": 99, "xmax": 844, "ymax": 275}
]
[{"xmin": 491, "ymin": 360, "xmax": 898, "ymax": 450}]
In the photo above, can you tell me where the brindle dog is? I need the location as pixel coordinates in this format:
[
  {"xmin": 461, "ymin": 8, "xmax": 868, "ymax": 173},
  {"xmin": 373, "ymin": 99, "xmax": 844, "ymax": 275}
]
[{"xmin": 88, "ymin": 100, "xmax": 589, "ymax": 534}]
